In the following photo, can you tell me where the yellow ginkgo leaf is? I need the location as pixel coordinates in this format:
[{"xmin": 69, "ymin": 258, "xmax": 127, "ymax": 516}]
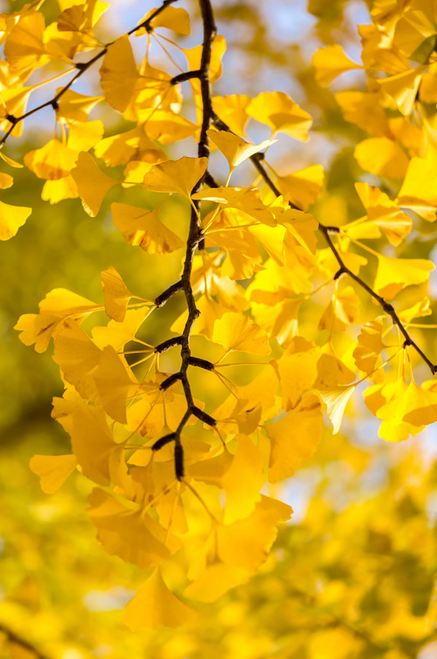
[
  {"xmin": 93, "ymin": 346, "xmax": 138, "ymax": 424},
  {"xmin": 321, "ymin": 384, "xmax": 357, "ymax": 434},
  {"xmin": 88, "ymin": 489, "xmax": 180, "ymax": 568},
  {"xmin": 139, "ymin": 5, "xmax": 191, "ymax": 35},
  {"xmin": 268, "ymin": 392, "xmax": 323, "ymax": 482},
  {"xmin": 53, "ymin": 319, "xmax": 101, "ymax": 401},
  {"xmin": 141, "ymin": 110, "xmax": 197, "ymax": 144},
  {"xmin": 111, "ymin": 202, "xmax": 183, "ymax": 254},
  {"xmin": 353, "ymin": 320, "xmax": 385, "ymax": 374},
  {"xmin": 4, "ymin": 12, "xmax": 48, "ymax": 73},
  {"xmin": 217, "ymin": 495, "xmax": 292, "ymax": 572},
  {"xmin": 213, "ymin": 312, "xmax": 270, "ymax": 355},
  {"xmin": 193, "ymin": 187, "xmax": 275, "ymax": 226},
  {"xmin": 378, "ymin": 66, "xmax": 426, "ymax": 115},
  {"xmin": 401, "ymin": 381, "xmax": 437, "ymax": 427},
  {"xmin": 397, "ymin": 156, "xmax": 437, "ymax": 221},
  {"xmin": 14, "ymin": 313, "xmax": 59, "ymax": 353},
  {"xmin": 314, "ymin": 345, "xmax": 355, "ymax": 390},
  {"xmin": 101, "ymin": 266, "xmax": 145, "ymax": 322},
  {"xmin": 222, "ymin": 435, "xmax": 264, "ymax": 524},
  {"xmin": 318, "ymin": 286, "xmax": 359, "ymax": 333},
  {"xmin": 312, "ymin": 44, "xmax": 363, "ymax": 86},
  {"xmin": 99, "ymin": 35, "xmax": 139, "ymax": 112},
  {"xmin": 275, "ymin": 165, "xmax": 324, "ymax": 210},
  {"xmin": 41, "ymin": 175, "xmax": 78, "ymax": 205},
  {"xmin": 67, "ymin": 120, "xmax": 104, "ymax": 153},
  {"xmin": 39, "ymin": 287, "xmax": 100, "ymax": 318},
  {"xmin": 352, "ymin": 182, "xmax": 412, "ymax": 246},
  {"xmin": 56, "ymin": 90, "xmax": 103, "ymax": 122},
  {"xmin": 70, "ymin": 404, "xmax": 120, "ymax": 486},
  {"xmin": 212, "ymin": 94, "xmax": 251, "ymax": 136},
  {"xmin": 0, "ymin": 173, "xmax": 13, "ymax": 189},
  {"xmin": 92, "ymin": 308, "xmax": 151, "ymax": 351},
  {"xmin": 24, "ymin": 139, "xmax": 78, "ymax": 180},
  {"xmin": 124, "ymin": 568, "xmax": 196, "ymax": 631},
  {"xmin": 278, "ymin": 337, "xmax": 319, "ymax": 411},
  {"xmin": 0, "ymin": 152, "xmax": 24, "ymax": 168},
  {"xmin": 185, "ymin": 562, "xmax": 249, "ymax": 603},
  {"xmin": 246, "ymin": 91, "xmax": 312, "ymax": 141},
  {"xmin": 354, "ymin": 137, "xmax": 409, "ymax": 178},
  {"xmin": 95, "ymin": 127, "xmax": 166, "ymax": 167},
  {"xmin": 142, "ymin": 156, "xmax": 208, "ymax": 197},
  {"xmin": 273, "ymin": 208, "xmax": 319, "ymax": 254},
  {"xmin": 374, "ymin": 254, "xmax": 434, "ymax": 299},
  {"xmin": 207, "ymin": 128, "xmax": 276, "ymax": 171},
  {"xmin": 71, "ymin": 152, "xmax": 118, "ymax": 217},
  {"xmin": 335, "ymin": 91, "xmax": 390, "ymax": 137},
  {"xmin": 29, "ymin": 454, "xmax": 78, "ymax": 494},
  {"xmin": 189, "ymin": 449, "xmax": 234, "ymax": 487},
  {"xmin": 0, "ymin": 200, "xmax": 31, "ymax": 240}
]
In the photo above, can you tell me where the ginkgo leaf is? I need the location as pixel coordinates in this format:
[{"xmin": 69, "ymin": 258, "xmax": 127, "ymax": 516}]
[
  {"xmin": 101, "ymin": 266, "xmax": 146, "ymax": 322},
  {"xmin": 374, "ymin": 254, "xmax": 434, "ymax": 299},
  {"xmin": 193, "ymin": 187, "xmax": 275, "ymax": 226},
  {"xmin": 212, "ymin": 94, "xmax": 251, "ymax": 135},
  {"xmin": 95, "ymin": 127, "xmax": 166, "ymax": 167},
  {"xmin": 314, "ymin": 345, "xmax": 355, "ymax": 390},
  {"xmin": 124, "ymin": 568, "xmax": 196, "ymax": 631},
  {"xmin": 0, "ymin": 173, "xmax": 13, "ymax": 189},
  {"xmin": 93, "ymin": 346, "xmax": 138, "ymax": 424},
  {"xmin": 140, "ymin": 5, "xmax": 191, "ymax": 35},
  {"xmin": 99, "ymin": 35, "xmax": 139, "ymax": 112},
  {"xmin": 275, "ymin": 165, "xmax": 324, "ymax": 210},
  {"xmin": 0, "ymin": 201, "xmax": 31, "ymax": 240},
  {"xmin": 92, "ymin": 308, "xmax": 151, "ymax": 351},
  {"xmin": 318, "ymin": 286, "xmax": 359, "ymax": 332},
  {"xmin": 354, "ymin": 138, "xmax": 409, "ymax": 178},
  {"xmin": 207, "ymin": 128, "xmax": 276, "ymax": 171},
  {"xmin": 14, "ymin": 313, "xmax": 59, "ymax": 353},
  {"xmin": 351, "ymin": 182, "xmax": 412, "ymax": 246},
  {"xmin": 111, "ymin": 202, "xmax": 183, "ymax": 254},
  {"xmin": 378, "ymin": 66, "xmax": 426, "ymax": 115},
  {"xmin": 71, "ymin": 152, "xmax": 118, "ymax": 217},
  {"xmin": 88, "ymin": 489, "xmax": 180, "ymax": 568},
  {"xmin": 268, "ymin": 392, "xmax": 323, "ymax": 482},
  {"xmin": 67, "ymin": 120, "xmax": 104, "ymax": 153},
  {"xmin": 397, "ymin": 156, "xmax": 437, "ymax": 221},
  {"xmin": 312, "ymin": 44, "xmax": 363, "ymax": 86},
  {"xmin": 213, "ymin": 312, "xmax": 270, "ymax": 354},
  {"xmin": 41, "ymin": 175, "xmax": 78, "ymax": 205},
  {"xmin": 401, "ymin": 381, "xmax": 437, "ymax": 427},
  {"xmin": 278, "ymin": 337, "xmax": 319, "ymax": 411},
  {"xmin": 39, "ymin": 288, "xmax": 100, "ymax": 318},
  {"xmin": 217, "ymin": 495, "xmax": 292, "ymax": 572},
  {"xmin": 141, "ymin": 110, "xmax": 197, "ymax": 144},
  {"xmin": 247, "ymin": 91, "xmax": 312, "ymax": 141},
  {"xmin": 222, "ymin": 435, "xmax": 264, "ymax": 524},
  {"xmin": 321, "ymin": 384, "xmax": 357, "ymax": 434},
  {"xmin": 353, "ymin": 320, "xmax": 385, "ymax": 374},
  {"xmin": 142, "ymin": 156, "xmax": 208, "ymax": 198},
  {"xmin": 335, "ymin": 90, "xmax": 390, "ymax": 137},
  {"xmin": 185, "ymin": 562, "xmax": 249, "ymax": 602},
  {"xmin": 56, "ymin": 90, "xmax": 103, "ymax": 122},
  {"xmin": 70, "ymin": 404, "xmax": 120, "ymax": 486},
  {"xmin": 24, "ymin": 139, "xmax": 78, "ymax": 180},
  {"xmin": 4, "ymin": 12, "xmax": 48, "ymax": 73},
  {"xmin": 29, "ymin": 454, "xmax": 78, "ymax": 494},
  {"xmin": 53, "ymin": 319, "xmax": 101, "ymax": 401},
  {"xmin": 272, "ymin": 208, "xmax": 319, "ymax": 254}
]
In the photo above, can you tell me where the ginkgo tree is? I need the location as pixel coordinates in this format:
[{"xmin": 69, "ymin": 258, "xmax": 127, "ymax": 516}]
[{"xmin": 2, "ymin": 0, "xmax": 437, "ymax": 643}]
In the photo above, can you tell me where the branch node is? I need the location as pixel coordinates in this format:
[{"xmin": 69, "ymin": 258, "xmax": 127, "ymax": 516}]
[
  {"xmin": 382, "ymin": 302, "xmax": 395, "ymax": 315},
  {"xmin": 403, "ymin": 338, "xmax": 412, "ymax": 348},
  {"xmin": 5, "ymin": 114, "xmax": 17, "ymax": 125},
  {"xmin": 152, "ymin": 433, "xmax": 177, "ymax": 451},
  {"xmin": 51, "ymin": 100, "xmax": 59, "ymax": 111},
  {"xmin": 155, "ymin": 336, "xmax": 183, "ymax": 353},
  {"xmin": 155, "ymin": 280, "xmax": 183, "ymax": 308},
  {"xmin": 334, "ymin": 267, "xmax": 345, "ymax": 280},
  {"xmin": 75, "ymin": 62, "xmax": 88, "ymax": 71},
  {"xmin": 160, "ymin": 372, "xmax": 182, "ymax": 391},
  {"xmin": 188, "ymin": 356, "xmax": 214, "ymax": 371},
  {"xmin": 192, "ymin": 406, "xmax": 216, "ymax": 426}
]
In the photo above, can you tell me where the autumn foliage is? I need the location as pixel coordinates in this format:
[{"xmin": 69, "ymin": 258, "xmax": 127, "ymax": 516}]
[{"xmin": 2, "ymin": 0, "xmax": 437, "ymax": 656}]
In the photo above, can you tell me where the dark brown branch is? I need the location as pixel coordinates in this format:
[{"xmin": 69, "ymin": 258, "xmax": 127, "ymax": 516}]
[
  {"xmin": 171, "ymin": 70, "xmax": 202, "ymax": 85},
  {"xmin": 155, "ymin": 336, "xmax": 183, "ymax": 353},
  {"xmin": 155, "ymin": 280, "xmax": 183, "ymax": 307}
]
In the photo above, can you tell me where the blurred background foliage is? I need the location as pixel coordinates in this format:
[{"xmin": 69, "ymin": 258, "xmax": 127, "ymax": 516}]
[{"xmin": 1, "ymin": 0, "xmax": 437, "ymax": 657}]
